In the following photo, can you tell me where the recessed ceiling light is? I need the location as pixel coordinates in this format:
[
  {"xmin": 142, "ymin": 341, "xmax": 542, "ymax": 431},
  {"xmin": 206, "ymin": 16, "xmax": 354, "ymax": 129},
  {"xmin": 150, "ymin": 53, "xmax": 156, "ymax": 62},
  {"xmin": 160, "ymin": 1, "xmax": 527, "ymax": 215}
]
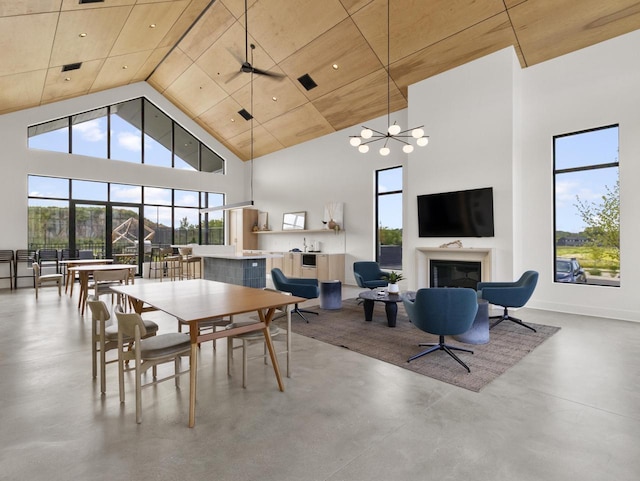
[
  {"xmin": 332, "ymin": 64, "xmax": 339, "ymax": 70},
  {"xmin": 79, "ymin": 33, "xmax": 87, "ymax": 38},
  {"xmin": 122, "ymin": 65, "xmax": 128, "ymax": 70},
  {"xmin": 149, "ymin": 24, "xmax": 156, "ymax": 28},
  {"xmin": 64, "ymin": 77, "xmax": 71, "ymax": 82},
  {"xmin": 272, "ymin": 97, "xmax": 277, "ymax": 101}
]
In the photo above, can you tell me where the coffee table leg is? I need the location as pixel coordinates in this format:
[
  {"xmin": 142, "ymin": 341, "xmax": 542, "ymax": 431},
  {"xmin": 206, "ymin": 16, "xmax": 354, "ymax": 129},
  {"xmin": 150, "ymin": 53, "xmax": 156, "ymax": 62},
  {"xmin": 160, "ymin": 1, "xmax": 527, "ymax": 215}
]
[
  {"xmin": 363, "ymin": 299, "xmax": 374, "ymax": 321},
  {"xmin": 385, "ymin": 302, "xmax": 398, "ymax": 327}
]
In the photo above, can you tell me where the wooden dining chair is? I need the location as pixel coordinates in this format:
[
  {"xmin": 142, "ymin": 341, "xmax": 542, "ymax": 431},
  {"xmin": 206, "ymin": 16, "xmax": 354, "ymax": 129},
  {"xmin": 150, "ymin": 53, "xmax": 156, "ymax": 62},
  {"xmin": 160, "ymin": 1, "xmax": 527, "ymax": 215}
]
[
  {"xmin": 91, "ymin": 269, "xmax": 130, "ymax": 307},
  {"xmin": 226, "ymin": 289, "xmax": 292, "ymax": 388},
  {"xmin": 115, "ymin": 306, "xmax": 191, "ymax": 423},
  {"xmin": 32, "ymin": 262, "xmax": 63, "ymax": 299},
  {"xmin": 87, "ymin": 297, "xmax": 159, "ymax": 394}
]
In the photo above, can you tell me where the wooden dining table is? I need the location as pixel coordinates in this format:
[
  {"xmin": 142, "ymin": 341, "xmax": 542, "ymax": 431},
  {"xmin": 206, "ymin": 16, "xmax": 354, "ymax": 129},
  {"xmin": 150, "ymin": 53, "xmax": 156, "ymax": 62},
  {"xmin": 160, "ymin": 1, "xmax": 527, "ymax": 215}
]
[
  {"xmin": 68, "ymin": 264, "xmax": 137, "ymax": 315},
  {"xmin": 59, "ymin": 258, "xmax": 114, "ymax": 295},
  {"xmin": 111, "ymin": 279, "xmax": 304, "ymax": 428}
]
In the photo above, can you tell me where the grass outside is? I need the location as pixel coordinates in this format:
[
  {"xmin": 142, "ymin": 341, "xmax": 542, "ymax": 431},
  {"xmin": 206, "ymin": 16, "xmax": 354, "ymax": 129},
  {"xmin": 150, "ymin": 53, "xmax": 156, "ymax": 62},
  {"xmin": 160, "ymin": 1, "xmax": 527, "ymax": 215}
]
[{"xmin": 556, "ymin": 246, "xmax": 619, "ymax": 277}]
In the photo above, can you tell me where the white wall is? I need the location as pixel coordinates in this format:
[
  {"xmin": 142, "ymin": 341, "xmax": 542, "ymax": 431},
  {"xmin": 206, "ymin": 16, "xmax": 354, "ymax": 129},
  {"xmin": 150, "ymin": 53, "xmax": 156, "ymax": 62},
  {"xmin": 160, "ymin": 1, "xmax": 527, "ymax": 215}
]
[
  {"xmin": 403, "ymin": 47, "xmax": 518, "ymax": 291},
  {"xmin": 252, "ymin": 110, "xmax": 409, "ymax": 284},
  {"xmin": 518, "ymin": 29, "xmax": 640, "ymax": 321}
]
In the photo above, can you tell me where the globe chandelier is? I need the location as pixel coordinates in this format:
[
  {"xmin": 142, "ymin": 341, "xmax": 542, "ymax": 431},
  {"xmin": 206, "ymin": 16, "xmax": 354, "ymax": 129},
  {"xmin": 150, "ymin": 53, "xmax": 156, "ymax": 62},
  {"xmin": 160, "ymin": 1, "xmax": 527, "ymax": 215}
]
[{"xmin": 348, "ymin": 0, "xmax": 429, "ymax": 156}]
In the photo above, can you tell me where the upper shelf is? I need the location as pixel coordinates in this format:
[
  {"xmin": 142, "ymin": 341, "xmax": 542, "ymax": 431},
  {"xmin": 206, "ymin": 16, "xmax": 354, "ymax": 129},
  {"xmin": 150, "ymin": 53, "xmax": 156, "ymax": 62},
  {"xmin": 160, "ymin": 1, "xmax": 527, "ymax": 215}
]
[{"xmin": 252, "ymin": 229, "xmax": 344, "ymax": 235}]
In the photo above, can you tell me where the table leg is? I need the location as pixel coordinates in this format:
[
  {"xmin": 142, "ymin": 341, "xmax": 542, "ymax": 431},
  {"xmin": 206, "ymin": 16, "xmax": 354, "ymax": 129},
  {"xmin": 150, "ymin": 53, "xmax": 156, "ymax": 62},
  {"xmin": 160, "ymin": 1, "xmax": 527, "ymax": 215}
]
[
  {"xmin": 188, "ymin": 342, "xmax": 198, "ymax": 428},
  {"xmin": 259, "ymin": 308, "xmax": 285, "ymax": 392},
  {"xmin": 363, "ymin": 299, "xmax": 374, "ymax": 321},
  {"xmin": 77, "ymin": 272, "xmax": 88, "ymax": 311},
  {"xmin": 385, "ymin": 302, "xmax": 398, "ymax": 327}
]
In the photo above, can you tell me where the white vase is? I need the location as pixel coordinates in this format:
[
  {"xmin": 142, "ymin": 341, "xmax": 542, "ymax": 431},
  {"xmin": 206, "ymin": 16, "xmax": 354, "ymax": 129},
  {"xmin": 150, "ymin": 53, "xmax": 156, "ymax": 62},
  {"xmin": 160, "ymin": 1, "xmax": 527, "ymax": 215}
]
[{"xmin": 387, "ymin": 283, "xmax": 399, "ymax": 294}]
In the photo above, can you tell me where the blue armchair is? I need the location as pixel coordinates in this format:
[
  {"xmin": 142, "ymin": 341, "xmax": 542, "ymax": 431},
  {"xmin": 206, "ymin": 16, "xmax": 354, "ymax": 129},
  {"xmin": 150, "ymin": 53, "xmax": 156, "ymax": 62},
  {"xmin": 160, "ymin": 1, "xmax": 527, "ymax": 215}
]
[
  {"xmin": 403, "ymin": 288, "xmax": 478, "ymax": 372},
  {"xmin": 271, "ymin": 268, "xmax": 320, "ymax": 323},
  {"xmin": 476, "ymin": 270, "xmax": 539, "ymax": 332},
  {"xmin": 353, "ymin": 261, "xmax": 390, "ymax": 290}
]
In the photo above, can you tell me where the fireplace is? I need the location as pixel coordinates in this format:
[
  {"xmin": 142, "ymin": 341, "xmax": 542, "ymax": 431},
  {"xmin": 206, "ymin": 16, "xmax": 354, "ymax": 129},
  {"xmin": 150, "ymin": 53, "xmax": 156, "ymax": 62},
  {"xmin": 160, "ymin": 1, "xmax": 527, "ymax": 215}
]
[
  {"xmin": 430, "ymin": 260, "xmax": 481, "ymax": 289},
  {"xmin": 416, "ymin": 247, "xmax": 493, "ymax": 288}
]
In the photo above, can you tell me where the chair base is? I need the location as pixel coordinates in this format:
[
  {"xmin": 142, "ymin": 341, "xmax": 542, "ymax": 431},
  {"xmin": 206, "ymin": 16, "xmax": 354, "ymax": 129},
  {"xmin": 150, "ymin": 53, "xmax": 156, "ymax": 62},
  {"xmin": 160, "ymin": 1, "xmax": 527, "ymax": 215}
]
[
  {"xmin": 292, "ymin": 303, "xmax": 319, "ymax": 323},
  {"xmin": 490, "ymin": 307, "xmax": 537, "ymax": 332},
  {"xmin": 407, "ymin": 335, "xmax": 474, "ymax": 372}
]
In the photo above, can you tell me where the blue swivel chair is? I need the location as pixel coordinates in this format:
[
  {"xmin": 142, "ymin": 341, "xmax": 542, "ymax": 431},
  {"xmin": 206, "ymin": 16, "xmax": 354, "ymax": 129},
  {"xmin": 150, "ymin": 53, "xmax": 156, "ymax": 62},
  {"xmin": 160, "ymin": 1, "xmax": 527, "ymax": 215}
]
[
  {"xmin": 353, "ymin": 261, "xmax": 390, "ymax": 290},
  {"xmin": 403, "ymin": 288, "xmax": 478, "ymax": 372},
  {"xmin": 271, "ymin": 268, "xmax": 320, "ymax": 323},
  {"xmin": 476, "ymin": 270, "xmax": 539, "ymax": 332}
]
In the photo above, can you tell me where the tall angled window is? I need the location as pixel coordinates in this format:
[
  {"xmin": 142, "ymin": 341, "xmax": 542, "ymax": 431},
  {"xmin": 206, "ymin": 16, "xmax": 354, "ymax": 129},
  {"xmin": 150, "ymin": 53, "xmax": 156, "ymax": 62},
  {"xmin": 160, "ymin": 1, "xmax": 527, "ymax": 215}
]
[
  {"xmin": 554, "ymin": 125, "xmax": 619, "ymax": 287},
  {"xmin": 72, "ymin": 107, "xmax": 108, "ymax": 158},
  {"xmin": 110, "ymin": 99, "xmax": 142, "ymax": 164},
  {"xmin": 28, "ymin": 118, "xmax": 69, "ymax": 153},
  {"xmin": 376, "ymin": 166, "xmax": 402, "ymax": 270},
  {"xmin": 143, "ymin": 99, "xmax": 172, "ymax": 168}
]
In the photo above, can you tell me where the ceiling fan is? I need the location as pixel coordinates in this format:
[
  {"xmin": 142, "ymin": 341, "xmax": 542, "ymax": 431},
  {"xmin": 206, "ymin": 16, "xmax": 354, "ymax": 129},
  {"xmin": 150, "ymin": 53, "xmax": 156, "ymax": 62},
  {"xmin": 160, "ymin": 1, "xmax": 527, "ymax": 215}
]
[{"xmin": 228, "ymin": 0, "xmax": 284, "ymax": 82}]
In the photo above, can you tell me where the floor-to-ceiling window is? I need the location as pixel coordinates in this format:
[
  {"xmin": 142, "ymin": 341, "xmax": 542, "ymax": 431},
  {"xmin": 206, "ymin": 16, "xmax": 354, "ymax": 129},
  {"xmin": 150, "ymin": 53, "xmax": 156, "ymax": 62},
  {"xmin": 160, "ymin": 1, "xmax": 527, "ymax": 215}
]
[
  {"xmin": 553, "ymin": 125, "xmax": 619, "ymax": 287},
  {"xmin": 28, "ymin": 176, "xmax": 225, "ymax": 272},
  {"xmin": 375, "ymin": 166, "xmax": 403, "ymax": 269}
]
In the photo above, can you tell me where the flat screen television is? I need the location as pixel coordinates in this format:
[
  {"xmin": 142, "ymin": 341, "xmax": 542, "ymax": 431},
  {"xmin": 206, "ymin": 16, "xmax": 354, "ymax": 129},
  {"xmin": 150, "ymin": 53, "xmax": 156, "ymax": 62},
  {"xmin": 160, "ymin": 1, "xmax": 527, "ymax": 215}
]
[{"xmin": 417, "ymin": 187, "xmax": 494, "ymax": 237}]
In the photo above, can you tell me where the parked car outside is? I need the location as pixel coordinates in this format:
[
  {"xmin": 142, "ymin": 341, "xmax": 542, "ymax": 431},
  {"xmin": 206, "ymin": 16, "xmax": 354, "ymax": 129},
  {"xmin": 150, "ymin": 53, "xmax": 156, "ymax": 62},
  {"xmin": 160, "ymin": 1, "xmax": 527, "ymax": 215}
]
[{"xmin": 555, "ymin": 257, "xmax": 587, "ymax": 283}]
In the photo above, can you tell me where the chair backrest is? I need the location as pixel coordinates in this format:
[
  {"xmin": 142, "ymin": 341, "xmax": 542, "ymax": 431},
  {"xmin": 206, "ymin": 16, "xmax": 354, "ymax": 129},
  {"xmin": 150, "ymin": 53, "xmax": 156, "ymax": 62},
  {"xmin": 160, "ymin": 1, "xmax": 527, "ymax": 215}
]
[
  {"xmin": 78, "ymin": 250, "xmax": 94, "ymax": 260},
  {"xmin": 60, "ymin": 248, "xmax": 79, "ymax": 260},
  {"xmin": 478, "ymin": 270, "xmax": 539, "ymax": 308},
  {"xmin": 115, "ymin": 306, "xmax": 147, "ymax": 339},
  {"xmin": 32, "ymin": 262, "xmax": 40, "ymax": 280},
  {"xmin": 0, "ymin": 250, "xmax": 14, "ymax": 262},
  {"xmin": 353, "ymin": 261, "xmax": 389, "ymax": 289},
  {"xmin": 87, "ymin": 297, "xmax": 112, "ymax": 325},
  {"xmin": 271, "ymin": 268, "xmax": 288, "ymax": 290},
  {"xmin": 38, "ymin": 249, "xmax": 58, "ymax": 262},
  {"xmin": 93, "ymin": 269, "xmax": 130, "ymax": 284},
  {"xmin": 403, "ymin": 288, "xmax": 478, "ymax": 336}
]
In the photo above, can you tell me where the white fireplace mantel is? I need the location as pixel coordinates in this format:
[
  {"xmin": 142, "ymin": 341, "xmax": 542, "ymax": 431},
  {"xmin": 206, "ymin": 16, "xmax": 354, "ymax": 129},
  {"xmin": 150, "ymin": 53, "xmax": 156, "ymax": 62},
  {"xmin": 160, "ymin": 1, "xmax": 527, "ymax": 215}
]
[{"xmin": 416, "ymin": 247, "xmax": 493, "ymax": 288}]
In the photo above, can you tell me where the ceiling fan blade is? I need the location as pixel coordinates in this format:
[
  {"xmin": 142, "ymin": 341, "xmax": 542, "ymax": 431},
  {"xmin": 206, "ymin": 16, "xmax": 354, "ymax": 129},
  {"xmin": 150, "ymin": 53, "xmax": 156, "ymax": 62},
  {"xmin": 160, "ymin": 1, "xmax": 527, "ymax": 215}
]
[
  {"xmin": 226, "ymin": 47, "xmax": 245, "ymax": 65},
  {"xmin": 251, "ymin": 66, "xmax": 285, "ymax": 79},
  {"xmin": 224, "ymin": 70, "xmax": 243, "ymax": 84}
]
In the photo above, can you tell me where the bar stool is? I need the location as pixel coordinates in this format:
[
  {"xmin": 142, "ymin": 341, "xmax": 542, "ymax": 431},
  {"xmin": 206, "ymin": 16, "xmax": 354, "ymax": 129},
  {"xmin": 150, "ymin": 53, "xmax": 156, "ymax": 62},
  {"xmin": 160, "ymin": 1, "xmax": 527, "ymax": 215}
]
[
  {"xmin": 0, "ymin": 250, "xmax": 14, "ymax": 290},
  {"xmin": 178, "ymin": 247, "xmax": 201, "ymax": 280}
]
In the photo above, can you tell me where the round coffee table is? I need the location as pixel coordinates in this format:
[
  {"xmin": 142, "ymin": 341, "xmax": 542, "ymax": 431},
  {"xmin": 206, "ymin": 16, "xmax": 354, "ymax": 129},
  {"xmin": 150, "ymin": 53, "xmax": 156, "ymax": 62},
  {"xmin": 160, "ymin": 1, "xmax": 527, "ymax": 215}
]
[{"xmin": 358, "ymin": 290, "xmax": 404, "ymax": 327}]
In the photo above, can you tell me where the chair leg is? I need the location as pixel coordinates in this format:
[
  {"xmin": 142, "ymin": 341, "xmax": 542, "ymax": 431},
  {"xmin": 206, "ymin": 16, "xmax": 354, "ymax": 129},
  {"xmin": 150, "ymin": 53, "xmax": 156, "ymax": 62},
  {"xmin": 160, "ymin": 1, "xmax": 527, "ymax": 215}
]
[
  {"xmin": 292, "ymin": 303, "xmax": 319, "ymax": 323},
  {"xmin": 408, "ymin": 335, "xmax": 474, "ymax": 372},
  {"xmin": 490, "ymin": 307, "xmax": 537, "ymax": 332}
]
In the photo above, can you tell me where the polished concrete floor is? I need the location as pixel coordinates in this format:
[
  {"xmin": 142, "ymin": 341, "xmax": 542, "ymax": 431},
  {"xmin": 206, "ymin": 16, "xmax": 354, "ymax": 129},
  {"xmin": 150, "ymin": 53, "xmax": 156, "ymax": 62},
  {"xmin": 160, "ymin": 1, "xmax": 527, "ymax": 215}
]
[{"xmin": 1, "ymin": 279, "xmax": 639, "ymax": 481}]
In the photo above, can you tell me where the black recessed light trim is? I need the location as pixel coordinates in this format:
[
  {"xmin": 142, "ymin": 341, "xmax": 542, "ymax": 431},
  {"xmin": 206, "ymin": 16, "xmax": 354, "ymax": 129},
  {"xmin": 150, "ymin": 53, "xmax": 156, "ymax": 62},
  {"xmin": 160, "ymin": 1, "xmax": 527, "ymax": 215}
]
[
  {"xmin": 297, "ymin": 73, "xmax": 317, "ymax": 91},
  {"xmin": 62, "ymin": 62, "xmax": 82, "ymax": 72},
  {"xmin": 79, "ymin": 0, "xmax": 105, "ymax": 4},
  {"xmin": 238, "ymin": 109, "xmax": 253, "ymax": 121}
]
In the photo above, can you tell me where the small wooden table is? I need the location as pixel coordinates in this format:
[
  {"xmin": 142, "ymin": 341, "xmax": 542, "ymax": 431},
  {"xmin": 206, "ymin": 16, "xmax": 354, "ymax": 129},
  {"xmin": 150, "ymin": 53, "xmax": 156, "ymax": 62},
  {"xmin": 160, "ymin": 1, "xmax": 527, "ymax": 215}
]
[
  {"xmin": 359, "ymin": 289, "xmax": 404, "ymax": 327},
  {"xmin": 60, "ymin": 258, "xmax": 113, "ymax": 295},
  {"xmin": 69, "ymin": 264, "xmax": 137, "ymax": 315},
  {"xmin": 111, "ymin": 279, "xmax": 304, "ymax": 428}
]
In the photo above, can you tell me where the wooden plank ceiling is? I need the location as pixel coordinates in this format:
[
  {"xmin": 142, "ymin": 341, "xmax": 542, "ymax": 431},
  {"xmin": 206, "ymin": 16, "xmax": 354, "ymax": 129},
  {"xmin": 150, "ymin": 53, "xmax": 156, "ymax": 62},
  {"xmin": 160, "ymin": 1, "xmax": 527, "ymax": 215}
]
[{"xmin": 2, "ymin": 0, "xmax": 640, "ymax": 160}]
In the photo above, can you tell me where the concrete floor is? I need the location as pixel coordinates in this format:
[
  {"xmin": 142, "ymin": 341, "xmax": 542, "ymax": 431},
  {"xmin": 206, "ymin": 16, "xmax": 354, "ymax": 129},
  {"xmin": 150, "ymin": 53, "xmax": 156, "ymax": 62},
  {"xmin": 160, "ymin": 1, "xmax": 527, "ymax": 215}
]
[{"xmin": 1, "ymin": 279, "xmax": 639, "ymax": 481}]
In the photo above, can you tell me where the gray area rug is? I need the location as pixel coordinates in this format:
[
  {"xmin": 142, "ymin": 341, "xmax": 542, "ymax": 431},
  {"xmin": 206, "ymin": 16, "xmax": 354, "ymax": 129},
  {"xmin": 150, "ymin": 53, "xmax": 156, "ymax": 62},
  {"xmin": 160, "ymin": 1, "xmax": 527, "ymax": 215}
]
[{"xmin": 284, "ymin": 298, "xmax": 560, "ymax": 392}]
